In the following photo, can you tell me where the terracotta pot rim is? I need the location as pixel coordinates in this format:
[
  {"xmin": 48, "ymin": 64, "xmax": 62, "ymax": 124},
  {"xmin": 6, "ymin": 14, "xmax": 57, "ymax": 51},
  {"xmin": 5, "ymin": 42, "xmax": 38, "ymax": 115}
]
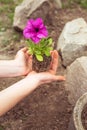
[{"xmin": 73, "ymin": 92, "xmax": 87, "ymax": 130}]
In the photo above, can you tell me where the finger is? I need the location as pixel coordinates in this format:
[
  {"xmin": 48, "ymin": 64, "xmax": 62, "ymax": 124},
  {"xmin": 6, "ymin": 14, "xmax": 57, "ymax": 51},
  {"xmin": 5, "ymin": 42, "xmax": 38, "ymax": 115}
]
[
  {"xmin": 21, "ymin": 47, "xmax": 28, "ymax": 53},
  {"xmin": 16, "ymin": 47, "xmax": 28, "ymax": 58},
  {"xmin": 54, "ymin": 75, "xmax": 65, "ymax": 81},
  {"xmin": 49, "ymin": 50, "xmax": 58, "ymax": 74},
  {"xmin": 15, "ymin": 50, "xmax": 24, "ymax": 60},
  {"xmin": 48, "ymin": 75, "xmax": 65, "ymax": 82},
  {"xmin": 28, "ymin": 55, "xmax": 32, "ymax": 64},
  {"xmin": 50, "ymin": 50, "xmax": 54, "ymax": 55},
  {"xmin": 28, "ymin": 55, "xmax": 32, "ymax": 72},
  {"xmin": 47, "ymin": 75, "xmax": 65, "ymax": 81},
  {"xmin": 40, "ymin": 75, "xmax": 65, "ymax": 84},
  {"xmin": 26, "ymin": 50, "xmax": 32, "ymax": 56}
]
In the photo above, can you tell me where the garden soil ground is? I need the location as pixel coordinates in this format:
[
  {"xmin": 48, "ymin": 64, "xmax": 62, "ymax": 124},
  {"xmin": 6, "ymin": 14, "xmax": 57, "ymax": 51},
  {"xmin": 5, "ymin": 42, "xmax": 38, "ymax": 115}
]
[{"xmin": 0, "ymin": 2, "xmax": 87, "ymax": 130}]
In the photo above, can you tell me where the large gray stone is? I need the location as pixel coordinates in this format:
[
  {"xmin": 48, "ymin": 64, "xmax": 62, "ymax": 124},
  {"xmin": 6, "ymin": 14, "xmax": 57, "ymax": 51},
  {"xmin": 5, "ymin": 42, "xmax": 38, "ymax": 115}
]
[
  {"xmin": 13, "ymin": 0, "xmax": 62, "ymax": 31},
  {"xmin": 13, "ymin": 0, "xmax": 48, "ymax": 31},
  {"xmin": 66, "ymin": 56, "xmax": 87, "ymax": 105},
  {"xmin": 57, "ymin": 18, "xmax": 87, "ymax": 67}
]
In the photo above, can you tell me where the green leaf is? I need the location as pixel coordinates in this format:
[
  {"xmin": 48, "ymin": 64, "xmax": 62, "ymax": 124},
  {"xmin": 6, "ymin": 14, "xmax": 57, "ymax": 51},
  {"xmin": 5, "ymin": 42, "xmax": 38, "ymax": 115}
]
[
  {"xmin": 35, "ymin": 54, "xmax": 43, "ymax": 61},
  {"xmin": 30, "ymin": 42, "xmax": 34, "ymax": 48},
  {"xmin": 44, "ymin": 50, "xmax": 50, "ymax": 56},
  {"xmin": 48, "ymin": 38, "xmax": 53, "ymax": 45},
  {"xmin": 35, "ymin": 50, "xmax": 41, "ymax": 55},
  {"xmin": 28, "ymin": 47, "xmax": 33, "ymax": 54},
  {"xmin": 48, "ymin": 47, "xmax": 53, "ymax": 51},
  {"xmin": 40, "ymin": 38, "xmax": 45, "ymax": 44},
  {"xmin": 40, "ymin": 39, "xmax": 47, "ymax": 47}
]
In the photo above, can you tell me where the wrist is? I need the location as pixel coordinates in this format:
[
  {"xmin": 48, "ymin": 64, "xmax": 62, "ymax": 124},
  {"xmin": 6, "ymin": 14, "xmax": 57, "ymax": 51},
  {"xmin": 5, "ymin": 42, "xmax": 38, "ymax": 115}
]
[
  {"xmin": 13, "ymin": 59, "xmax": 27, "ymax": 76},
  {"xmin": 25, "ymin": 73, "xmax": 40, "ymax": 86},
  {"xmin": 22, "ymin": 75, "xmax": 40, "ymax": 92}
]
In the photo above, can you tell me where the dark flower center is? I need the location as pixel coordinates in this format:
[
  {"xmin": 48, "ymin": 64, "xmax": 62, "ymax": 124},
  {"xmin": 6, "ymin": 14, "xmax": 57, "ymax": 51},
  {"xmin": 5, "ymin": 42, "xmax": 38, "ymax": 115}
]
[{"xmin": 35, "ymin": 28, "xmax": 39, "ymax": 32}]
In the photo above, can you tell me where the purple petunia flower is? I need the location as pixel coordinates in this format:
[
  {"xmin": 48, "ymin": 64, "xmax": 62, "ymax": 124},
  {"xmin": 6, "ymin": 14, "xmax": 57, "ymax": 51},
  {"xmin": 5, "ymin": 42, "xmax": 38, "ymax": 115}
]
[{"xmin": 23, "ymin": 18, "xmax": 48, "ymax": 43}]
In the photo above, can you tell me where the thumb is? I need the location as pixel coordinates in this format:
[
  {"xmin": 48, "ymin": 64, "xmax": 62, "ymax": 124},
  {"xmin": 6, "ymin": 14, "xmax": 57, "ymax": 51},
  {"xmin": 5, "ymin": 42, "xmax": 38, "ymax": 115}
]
[
  {"xmin": 15, "ymin": 50, "xmax": 24, "ymax": 61},
  {"xmin": 54, "ymin": 75, "xmax": 65, "ymax": 81}
]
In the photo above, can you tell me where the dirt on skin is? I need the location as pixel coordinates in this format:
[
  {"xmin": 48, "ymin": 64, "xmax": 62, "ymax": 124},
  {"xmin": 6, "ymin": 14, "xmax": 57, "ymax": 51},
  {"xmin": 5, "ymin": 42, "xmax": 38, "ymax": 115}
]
[{"xmin": 0, "ymin": 2, "xmax": 87, "ymax": 130}]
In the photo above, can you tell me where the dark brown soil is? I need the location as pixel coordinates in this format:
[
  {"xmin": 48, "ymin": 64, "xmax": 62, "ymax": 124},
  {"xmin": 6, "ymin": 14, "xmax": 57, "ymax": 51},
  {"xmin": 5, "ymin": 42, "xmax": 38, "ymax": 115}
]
[
  {"xmin": 82, "ymin": 104, "xmax": 87, "ymax": 130},
  {"xmin": 0, "ymin": 1, "xmax": 87, "ymax": 130},
  {"xmin": 0, "ymin": 81, "xmax": 72, "ymax": 130},
  {"xmin": 32, "ymin": 55, "xmax": 51, "ymax": 72}
]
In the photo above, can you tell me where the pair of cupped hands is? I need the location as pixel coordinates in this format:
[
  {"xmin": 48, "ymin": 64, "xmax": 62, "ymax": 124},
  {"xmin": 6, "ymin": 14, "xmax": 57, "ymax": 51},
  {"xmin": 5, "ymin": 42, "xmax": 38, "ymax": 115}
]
[{"xmin": 15, "ymin": 47, "xmax": 65, "ymax": 85}]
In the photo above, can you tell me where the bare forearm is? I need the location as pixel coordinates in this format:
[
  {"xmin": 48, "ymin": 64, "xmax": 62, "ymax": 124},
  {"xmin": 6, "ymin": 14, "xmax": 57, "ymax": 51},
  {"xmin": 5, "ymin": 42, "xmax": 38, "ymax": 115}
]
[
  {"xmin": 0, "ymin": 77, "xmax": 39, "ymax": 116},
  {"xmin": 0, "ymin": 60, "xmax": 23, "ymax": 77}
]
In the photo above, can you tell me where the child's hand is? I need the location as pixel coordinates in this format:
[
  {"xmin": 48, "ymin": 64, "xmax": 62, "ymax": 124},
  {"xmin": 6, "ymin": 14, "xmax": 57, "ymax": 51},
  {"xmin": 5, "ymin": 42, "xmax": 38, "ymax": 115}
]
[
  {"xmin": 15, "ymin": 47, "xmax": 32, "ymax": 76},
  {"xmin": 0, "ymin": 50, "xmax": 65, "ymax": 116},
  {"xmin": 26, "ymin": 50, "xmax": 65, "ymax": 85}
]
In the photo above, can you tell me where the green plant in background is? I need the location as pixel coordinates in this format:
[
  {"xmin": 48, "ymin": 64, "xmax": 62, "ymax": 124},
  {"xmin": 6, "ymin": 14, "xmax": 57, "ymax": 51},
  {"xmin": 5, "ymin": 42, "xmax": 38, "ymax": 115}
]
[
  {"xmin": 8, "ymin": 13, "xmax": 14, "ymax": 24},
  {"xmin": 0, "ymin": 125, "xmax": 4, "ymax": 130},
  {"xmin": 0, "ymin": 0, "xmax": 13, "ymax": 4},
  {"xmin": 14, "ymin": 0, "xmax": 23, "ymax": 5},
  {"xmin": 0, "ymin": 0, "xmax": 23, "ymax": 4},
  {"xmin": 68, "ymin": 0, "xmax": 87, "ymax": 8},
  {"xmin": 0, "ymin": 0, "xmax": 23, "ymax": 30},
  {"xmin": 1, "ymin": 39, "xmax": 10, "ymax": 47},
  {"xmin": 0, "ymin": 0, "xmax": 15, "ymax": 30},
  {"xmin": 62, "ymin": 0, "xmax": 87, "ymax": 8},
  {"xmin": 80, "ymin": 0, "xmax": 87, "ymax": 8}
]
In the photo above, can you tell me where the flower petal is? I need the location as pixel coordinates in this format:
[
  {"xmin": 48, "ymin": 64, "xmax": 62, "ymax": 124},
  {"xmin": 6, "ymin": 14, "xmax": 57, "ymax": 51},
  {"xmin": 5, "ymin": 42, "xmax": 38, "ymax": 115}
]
[
  {"xmin": 43, "ymin": 28, "xmax": 48, "ymax": 36},
  {"xmin": 31, "ymin": 36, "xmax": 40, "ymax": 43},
  {"xmin": 33, "ymin": 18, "xmax": 43, "ymax": 28},
  {"xmin": 37, "ymin": 28, "xmax": 48, "ymax": 38},
  {"xmin": 27, "ymin": 19, "xmax": 34, "ymax": 26},
  {"xmin": 37, "ymin": 33, "xmax": 45, "ymax": 38},
  {"xmin": 23, "ymin": 18, "xmax": 48, "ymax": 43},
  {"xmin": 23, "ymin": 28, "xmax": 31, "ymax": 38},
  {"xmin": 23, "ymin": 27, "xmax": 35, "ymax": 39}
]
